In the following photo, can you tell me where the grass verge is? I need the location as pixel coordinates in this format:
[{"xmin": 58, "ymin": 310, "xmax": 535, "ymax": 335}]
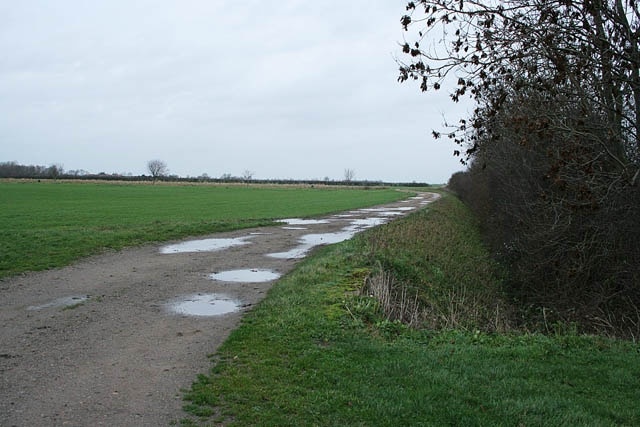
[
  {"xmin": 0, "ymin": 181, "xmax": 404, "ymax": 278},
  {"xmin": 182, "ymin": 193, "xmax": 640, "ymax": 426}
]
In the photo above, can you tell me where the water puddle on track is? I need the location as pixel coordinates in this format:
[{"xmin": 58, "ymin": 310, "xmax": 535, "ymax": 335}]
[
  {"xmin": 278, "ymin": 218, "xmax": 330, "ymax": 225},
  {"xmin": 359, "ymin": 206, "xmax": 416, "ymax": 213},
  {"xmin": 389, "ymin": 206, "xmax": 416, "ymax": 211},
  {"xmin": 27, "ymin": 295, "xmax": 89, "ymax": 311},
  {"xmin": 358, "ymin": 208, "xmax": 390, "ymax": 213},
  {"xmin": 160, "ymin": 236, "xmax": 252, "ymax": 254},
  {"xmin": 268, "ymin": 217, "xmax": 390, "ymax": 259},
  {"xmin": 209, "ymin": 269, "xmax": 281, "ymax": 283},
  {"xmin": 167, "ymin": 294, "xmax": 240, "ymax": 316},
  {"xmin": 267, "ymin": 230, "xmax": 357, "ymax": 259},
  {"xmin": 348, "ymin": 218, "xmax": 389, "ymax": 228},
  {"xmin": 376, "ymin": 211, "xmax": 405, "ymax": 216}
]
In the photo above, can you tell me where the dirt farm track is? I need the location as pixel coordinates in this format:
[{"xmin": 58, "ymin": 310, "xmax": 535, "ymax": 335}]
[{"xmin": 0, "ymin": 192, "xmax": 438, "ymax": 426}]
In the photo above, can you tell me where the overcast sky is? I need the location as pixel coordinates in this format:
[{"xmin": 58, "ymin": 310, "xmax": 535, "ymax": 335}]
[{"xmin": 0, "ymin": 1, "xmax": 468, "ymax": 183}]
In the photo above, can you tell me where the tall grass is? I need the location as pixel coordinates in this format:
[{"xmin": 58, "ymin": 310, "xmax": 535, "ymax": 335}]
[{"xmin": 359, "ymin": 193, "xmax": 510, "ymax": 332}]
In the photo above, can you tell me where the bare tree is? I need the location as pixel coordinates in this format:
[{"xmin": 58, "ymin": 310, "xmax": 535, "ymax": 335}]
[
  {"xmin": 147, "ymin": 160, "xmax": 168, "ymax": 181},
  {"xmin": 242, "ymin": 170, "xmax": 254, "ymax": 181},
  {"xmin": 343, "ymin": 168, "xmax": 355, "ymax": 182},
  {"xmin": 399, "ymin": 0, "xmax": 640, "ymax": 179}
]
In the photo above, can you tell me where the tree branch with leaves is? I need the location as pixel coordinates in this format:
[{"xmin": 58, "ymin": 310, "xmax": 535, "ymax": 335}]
[{"xmin": 399, "ymin": 0, "xmax": 640, "ymax": 180}]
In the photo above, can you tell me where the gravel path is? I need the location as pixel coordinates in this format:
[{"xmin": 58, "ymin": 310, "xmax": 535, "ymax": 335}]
[{"xmin": 0, "ymin": 192, "xmax": 438, "ymax": 426}]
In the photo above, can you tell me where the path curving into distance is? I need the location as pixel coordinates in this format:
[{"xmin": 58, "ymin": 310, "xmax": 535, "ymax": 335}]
[{"xmin": 0, "ymin": 192, "xmax": 440, "ymax": 426}]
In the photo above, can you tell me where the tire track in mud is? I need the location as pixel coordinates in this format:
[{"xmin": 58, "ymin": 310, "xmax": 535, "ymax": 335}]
[{"xmin": 0, "ymin": 192, "xmax": 439, "ymax": 426}]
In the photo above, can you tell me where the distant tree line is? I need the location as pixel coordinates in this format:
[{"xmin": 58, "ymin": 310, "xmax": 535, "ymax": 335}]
[
  {"xmin": 0, "ymin": 161, "xmax": 429, "ymax": 187},
  {"xmin": 0, "ymin": 161, "xmax": 67, "ymax": 179},
  {"xmin": 400, "ymin": 0, "xmax": 640, "ymax": 337}
]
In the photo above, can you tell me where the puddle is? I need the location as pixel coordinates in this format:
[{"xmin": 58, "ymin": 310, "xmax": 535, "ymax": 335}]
[
  {"xmin": 167, "ymin": 294, "xmax": 240, "ymax": 316},
  {"xmin": 376, "ymin": 211, "xmax": 405, "ymax": 216},
  {"xmin": 278, "ymin": 218, "xmax": 330, "ymax": 225},
  {"xmin": 267, "ymin": 230, "xmax": 357, "ymax": 259},
  {"xmin": 349, "ymin": 217, "xmax": 389, "ymax": 228},
  {"xmin": 160, "ymin": 236, "xmax": 252, "ymax": 254},
  {"xmin": 282, "ymin": 226, "xmax": 307, "ymax": 230},
  {"xmin": 27, "ymin": 295, "xmax": 89, "ymax": 311},
  {"xmin": 267, "ymin": 246, "xmax": 310, "ymax": 259},
  {"xmin": 358, "ymin": 207, "xmax": 390, "ymax": 212},
  {"xmin": 359, "ymin": 207, "xmax": 415, "ymax": 213},
  {"xmin": 268, "ymin": 215, "xmax": 394, "ymax": 259},
  {"xmin": 268, "ymin": 216, "xmax": 388, "ymax": 259},
  {"xmin": 209, "ymin": 269, "xmax": 281, "ymax": 283}
]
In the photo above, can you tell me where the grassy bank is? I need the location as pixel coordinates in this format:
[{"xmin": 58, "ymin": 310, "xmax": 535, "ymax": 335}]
[
  {"xmin": 182, "ymin": 194, "xmax": 640, "ymax": 426},
  {"xmin": 0, "ymin": 181, "xmax": 404, "ymax": 278}
]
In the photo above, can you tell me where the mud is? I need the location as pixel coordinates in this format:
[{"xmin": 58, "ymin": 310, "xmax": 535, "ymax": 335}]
[{"xmin": 0, "ymin": 192, "xmax": 439, "ymax": 426}]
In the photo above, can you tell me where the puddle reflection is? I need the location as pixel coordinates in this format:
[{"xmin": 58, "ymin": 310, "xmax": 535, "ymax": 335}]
[
  {"xmin": 267, "ymin": 230, "xmax": 356, "ymax": 259},
  {"xmin": 209, "ymin": 269, "xmax": 281, "ymax": 283},
  {"xmin": 160, "ymin": 237, "xmax": 252, "ymax": 254},
  {"xmin": 278, "ymin": 218, "xmax": 330, "ymax": 225},
  {"xmin": 167, "ymin": 294, "xmax": 240, "ymax": 316},
  {"xmin": 377, "ymin": 211, "xmax": 404, "ymax": 216},
  {"xmin": 348, "ymin": 218, "xmax": 388, "ymax": 228},
  {"xmin": 267, "ymin": 217, "xmax": 390, "ymax": 259}
]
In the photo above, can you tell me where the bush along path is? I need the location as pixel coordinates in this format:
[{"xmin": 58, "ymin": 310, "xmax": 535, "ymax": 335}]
[{"xmin": 0, "ymin": 192, "xmax": 438, "ymax": 427}]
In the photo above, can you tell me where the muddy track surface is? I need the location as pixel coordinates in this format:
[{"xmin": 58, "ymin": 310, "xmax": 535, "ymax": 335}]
[{"xmin": 0, "ymin": 192, "xmax": 439, "ymax": 427}]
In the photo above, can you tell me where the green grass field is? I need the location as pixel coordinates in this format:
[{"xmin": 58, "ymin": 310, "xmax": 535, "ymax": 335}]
[
  {"xmin": 4, "ymin": 181, "xmax": 637, "ymax": 425},
  {"xmin": 0, "ymin": 180, "xmax": 405, "ymax": 278},
  {"xmin": 182, "ymin": 194, "xmax": 640, "ymax": 426}
]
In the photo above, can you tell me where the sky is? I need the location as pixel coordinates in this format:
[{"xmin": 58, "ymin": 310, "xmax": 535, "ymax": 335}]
[{"xmin": 0, "ymin": 1, "xmax": 468, "ymax": 183}]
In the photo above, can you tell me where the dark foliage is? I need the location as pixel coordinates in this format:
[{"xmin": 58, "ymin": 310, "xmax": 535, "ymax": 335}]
[
  {"xmin": 401, "ymin": 0, "xmax": 640, "ymax": 336},
  {"xmin": 449, "ymin": 91, "xmax": 640, "ymax": 336}
]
